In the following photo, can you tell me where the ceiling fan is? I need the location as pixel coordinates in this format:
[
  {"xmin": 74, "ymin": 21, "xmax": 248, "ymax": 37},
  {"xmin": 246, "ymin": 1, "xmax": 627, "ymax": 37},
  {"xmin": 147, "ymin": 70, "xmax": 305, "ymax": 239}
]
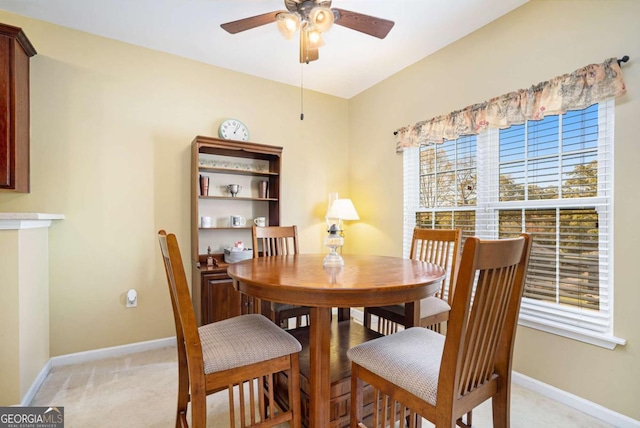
[{"xmin": 220, "ymin": 0, "xmax": 395, "ymax": 64}]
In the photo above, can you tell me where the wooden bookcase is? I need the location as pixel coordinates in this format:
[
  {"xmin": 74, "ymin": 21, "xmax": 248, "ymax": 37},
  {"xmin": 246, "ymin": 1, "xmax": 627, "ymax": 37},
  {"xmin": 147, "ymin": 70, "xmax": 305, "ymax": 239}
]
[{"xmin": 190, "ymin": 136, "xmax": 282, "ymax": 325}]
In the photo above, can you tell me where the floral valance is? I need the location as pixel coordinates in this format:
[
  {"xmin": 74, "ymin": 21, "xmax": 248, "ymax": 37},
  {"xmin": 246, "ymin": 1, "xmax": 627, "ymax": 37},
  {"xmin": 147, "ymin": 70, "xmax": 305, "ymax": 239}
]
[{"xmin": 395, "ymin": 57, "xmax": 627, "ymax": 153}]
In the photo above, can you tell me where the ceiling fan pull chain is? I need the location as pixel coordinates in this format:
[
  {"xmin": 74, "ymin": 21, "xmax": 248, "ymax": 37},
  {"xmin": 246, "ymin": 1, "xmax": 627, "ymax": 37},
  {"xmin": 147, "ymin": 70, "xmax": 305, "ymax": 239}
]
[{"xmin": 300, "ymin": 64, "xmax": 304, "ymax": 120}]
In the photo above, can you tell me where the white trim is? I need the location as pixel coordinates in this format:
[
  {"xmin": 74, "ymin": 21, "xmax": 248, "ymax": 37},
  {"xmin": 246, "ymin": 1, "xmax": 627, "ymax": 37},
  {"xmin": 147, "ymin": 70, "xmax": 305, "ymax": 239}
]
[
  {"xmin": 20, "ymin": 321, "xmax": 640, "ymax": 427},
  {"xmin": 404, "ymin": 102, "xmax": 622, "ymax": 350},
  {"xmin": 518, "ymin": 314, "xmax": 626, "ymax": 350},
  {"xmin": 49, "ymin": 336, "xmax": 176, "ymax": 367},
  {"xmin": 601, "ymin": 98, "xmax": 616, "ymax": 338},
  {"xmin": 403, "ymin": 147, "xmax": 419, "ymax": 258},
  {"xmin": 20, "ymin": 359, "xmax": 52, "ymax": 406},
  {"xmin": 0, "ymin": 213, "xmax": 65, "ymax": 220},
  {"xmin": 0, "ymin": 213, "xmax": 64, "ymax": 230},
  {"xmin": 22, "ymin": 336, "xmax": 176, "ymax": 405},
  {"xmin": 0, "ymin": 220, "xmax": 55, "ymax": 230},
  {"xmin": 512, "ymin": 372, "xmax": 640, "ymax": 428}
]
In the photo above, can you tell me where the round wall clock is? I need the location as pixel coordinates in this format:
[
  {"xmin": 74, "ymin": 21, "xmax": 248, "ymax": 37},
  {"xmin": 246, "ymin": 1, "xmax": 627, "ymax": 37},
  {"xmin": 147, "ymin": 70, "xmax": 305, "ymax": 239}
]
[{"xmin": 218, "ymin": 119, "xmax": 250, "ymax": 141}]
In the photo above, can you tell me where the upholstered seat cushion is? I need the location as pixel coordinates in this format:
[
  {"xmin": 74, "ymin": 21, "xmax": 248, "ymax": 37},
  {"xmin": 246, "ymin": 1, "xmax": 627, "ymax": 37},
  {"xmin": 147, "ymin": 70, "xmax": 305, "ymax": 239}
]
[
  {"xmin": 199, "ymin": 313, "xmax": 302, "ymax": 374},
  {"xmin": 372, "ymin": 296, "xmax": 451, "ymax": 320},
  {"xmin": 347, "ymin": 327, "xmax": 444, "ymax": 405},
  {"xmin": 419, "ymin": 296, "xmax": 451, "ymax": 316}
]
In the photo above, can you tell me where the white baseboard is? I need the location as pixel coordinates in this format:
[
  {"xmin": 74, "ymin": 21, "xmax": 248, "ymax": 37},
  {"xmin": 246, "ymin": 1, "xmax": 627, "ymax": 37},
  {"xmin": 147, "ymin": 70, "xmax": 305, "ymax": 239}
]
[
  {"xmin": 20, "ymin": 359, "xmax": 52, "ymax": 406},
  {"xmin": 511, "ymin": 372, "xmax": 640, "ymax": 428},
  {"xmin": 22, "ymin": 321, "xmax": 640, "ymax": 427},
  {"xmin": 23, "ymin": 336, "xmax": 176, "ymax": 405},
  {"xmin": 49, "ymin": 336, "xmax": 176, "ymax": 368},
  {"xmin": 351, "ymin": 307, "xmax": 639, "ymax": 427}
]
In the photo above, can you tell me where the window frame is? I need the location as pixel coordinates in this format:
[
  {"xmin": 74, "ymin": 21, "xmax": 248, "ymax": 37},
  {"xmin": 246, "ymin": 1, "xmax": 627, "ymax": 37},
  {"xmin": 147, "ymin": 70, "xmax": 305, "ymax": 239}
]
[{"xmin": 403, "ymin": 99, "xmax": 625, "ymax": 349}]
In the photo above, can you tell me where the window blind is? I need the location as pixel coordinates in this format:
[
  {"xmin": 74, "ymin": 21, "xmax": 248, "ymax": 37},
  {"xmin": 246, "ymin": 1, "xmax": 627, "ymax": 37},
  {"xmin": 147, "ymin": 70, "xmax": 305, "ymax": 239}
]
[
  {"xmin": 404, "ymin": 99, "xmax": 623, "ymax": 347},
  {"xmin": 479, "ymin": 100, "xmax": 614, "ymax": 336}
]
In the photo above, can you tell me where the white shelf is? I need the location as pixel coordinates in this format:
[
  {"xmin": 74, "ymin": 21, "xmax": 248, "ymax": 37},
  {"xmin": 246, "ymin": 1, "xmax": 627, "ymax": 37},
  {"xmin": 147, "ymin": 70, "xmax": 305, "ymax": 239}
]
[{"xmin": 0, "ymin": 212, "xmax": 65, "ymax": 230}]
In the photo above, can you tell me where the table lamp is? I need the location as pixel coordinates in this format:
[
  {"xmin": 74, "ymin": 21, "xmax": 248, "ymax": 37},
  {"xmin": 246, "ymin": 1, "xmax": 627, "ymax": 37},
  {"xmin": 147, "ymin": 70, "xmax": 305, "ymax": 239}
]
[
  {"xmin": 325, "ymin": 198, "xmax": 360, "ymax": 233},
  {"xmin": 323, "ymin": 224, "xmax": 344, "ymax": 267},
  {"xmin": 323, "ymin": 198, "xmax": 360, "ymax": 266}
]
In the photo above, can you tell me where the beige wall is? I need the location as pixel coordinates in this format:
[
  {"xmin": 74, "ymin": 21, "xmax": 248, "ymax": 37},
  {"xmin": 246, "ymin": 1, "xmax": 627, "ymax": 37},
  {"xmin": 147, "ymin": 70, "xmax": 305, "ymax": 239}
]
[
  {"xmin": 0, "ymin": 231, "xmax": 20, "ymax": 403},
  {"xmin": 0, "ymin": 226, "xmax": 50, "ymax": 405},
  {"xmin": 0, "ymin": 10, "xmax": 350, "ymax": 358},
  {"xmin": 18, "ymin": 227, "xmax": 50, "ymax": 400},
  {"xmin": 348, "ymin": 0, "xmax": 640, "ymax": 420},
  {"xmin": 1, "ymin": 0, "xmax": 639, "ymax": 420}
]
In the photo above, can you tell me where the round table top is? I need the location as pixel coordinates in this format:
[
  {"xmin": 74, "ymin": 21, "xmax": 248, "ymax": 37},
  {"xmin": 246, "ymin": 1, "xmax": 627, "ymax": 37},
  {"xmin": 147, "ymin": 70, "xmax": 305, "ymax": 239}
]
[{"xmin": 227, "ymin": 254, "xmax": 445, "ymax": 308}]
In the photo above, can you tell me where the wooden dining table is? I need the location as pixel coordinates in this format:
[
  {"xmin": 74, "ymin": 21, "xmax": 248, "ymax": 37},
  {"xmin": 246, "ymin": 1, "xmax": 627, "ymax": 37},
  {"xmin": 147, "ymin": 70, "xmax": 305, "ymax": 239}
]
[{"xmin": 227, "ymin": 253, "xmax": 445, "ymax": 428}]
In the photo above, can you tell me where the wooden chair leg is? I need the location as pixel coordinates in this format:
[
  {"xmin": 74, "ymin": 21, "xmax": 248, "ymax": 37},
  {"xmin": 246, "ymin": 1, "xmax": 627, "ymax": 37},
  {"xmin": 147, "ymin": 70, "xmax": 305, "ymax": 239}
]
[
  {"xmin": 289, "ymin": 354, "xmax": 302, "ymax": 428},
  {"xmin": 455, "ymin": 410, "xmax": 472, "ymax": 428},
  {"xmin": 259, "ymin": 375, "xmax": 267, "ymax": 420},
  {"xmin": 176, "ymin": 357, "xmax": 189, "ymax": 428},
  {"xmin": 350, "ymin": 368, "xmax": 364, "ymax": 427},
  {"xmin": 274, "ymin": 312, "xmax": 284, "ymax": 328},
  {"xmin": 364, "ymin": 310, "xmax": 373, "ymax": 329},
  {"xmin": 492, "ymin": 381, "xmax": 510, "ymax": 428},
  {"xmin": 238, "ymin": 381, "xmax": 247, "ymax": 427},
  {"xmin": 190, "ymin": 388, "xmax": 207, "ymax": 428}
]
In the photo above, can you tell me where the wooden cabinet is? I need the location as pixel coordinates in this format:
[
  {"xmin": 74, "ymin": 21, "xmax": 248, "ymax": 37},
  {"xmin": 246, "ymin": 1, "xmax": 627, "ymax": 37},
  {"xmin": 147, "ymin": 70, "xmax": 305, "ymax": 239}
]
[
  {"xmin": 190, "ymin": 136, "xmax": 282, "ymax": 325},
  {"xmin": 192, "ymin": 254, "xmax": 241, "ymax": 325},
  {"xmin": 0, "ymin": 23, "xmax": 36, "ymax": 193}
]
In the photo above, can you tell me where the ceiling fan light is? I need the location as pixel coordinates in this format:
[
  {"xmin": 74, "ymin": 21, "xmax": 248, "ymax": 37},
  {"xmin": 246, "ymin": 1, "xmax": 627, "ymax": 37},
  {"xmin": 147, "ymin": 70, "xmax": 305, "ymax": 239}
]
[
  {"xmin": 310, "ymin": 6, "xmax": 334, "ymax": 32},
  {"xmin": 276, "ymin": 12, "xmax": 300, "ymax": 39},
  {"xmin": 305, "ymin": 28, "xmax": 324, "ymax": 49}
]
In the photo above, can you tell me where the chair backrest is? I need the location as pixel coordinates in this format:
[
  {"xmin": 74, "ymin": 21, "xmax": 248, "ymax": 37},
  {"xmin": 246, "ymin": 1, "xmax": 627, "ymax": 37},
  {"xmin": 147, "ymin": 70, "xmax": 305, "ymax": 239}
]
[
  {"xmin": 158, "ymin": 231, "xmax": 205, "ymax": 380},
  {"xmin": 252, "ymin": 225, "xmax": 299, "ymax": 257},
  {"xmin": 409, "ymin": 227, "xmax": 462, "ymax": 303},
  {"xmin": 438, "ymin": 233, "xmax": 532, "ymax": 409}
]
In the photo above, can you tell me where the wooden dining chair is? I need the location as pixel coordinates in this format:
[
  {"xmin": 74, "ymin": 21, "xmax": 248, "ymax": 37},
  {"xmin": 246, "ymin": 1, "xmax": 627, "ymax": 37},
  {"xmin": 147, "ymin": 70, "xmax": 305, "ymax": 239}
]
[
  {"xmin": 252, "ymin": 225, "xmax": 311, "ymax": 329},
  {"xmin": 348, "ymin": 233, "xmax": 532, "ymax": 428},
  {"xmin": 158, "ymin": 230, "xmax": 302, "ymax": 428},
  {"xmin": 364, "ymin": 228, "xmax": 462, "ymax": 335}
]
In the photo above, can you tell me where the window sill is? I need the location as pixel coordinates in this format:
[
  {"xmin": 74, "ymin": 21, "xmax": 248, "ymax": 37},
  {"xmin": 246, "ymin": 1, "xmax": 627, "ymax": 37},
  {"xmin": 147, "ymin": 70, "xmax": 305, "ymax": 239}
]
[
  {"xmin": 353, "ymin": 308, "xmax": 626, "ymax": 350},
  {"xmin": 518, "ymin": 314, "xmax": 626, "ymax": 350}
]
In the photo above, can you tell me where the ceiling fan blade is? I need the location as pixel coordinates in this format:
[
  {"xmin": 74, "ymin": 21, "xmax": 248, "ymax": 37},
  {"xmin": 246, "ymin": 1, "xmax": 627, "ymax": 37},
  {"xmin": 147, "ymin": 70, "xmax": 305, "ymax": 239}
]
[
  {"xmin": 220, "ymin": 10, "xmax": 284, "ymax": 34},
  {"xmin": 299, "ymin": 30, "xmax": 319, "ymax": 64},
  {"xmin": 332, "ymin": 8, "xmax": 395, "ymax": 39}
]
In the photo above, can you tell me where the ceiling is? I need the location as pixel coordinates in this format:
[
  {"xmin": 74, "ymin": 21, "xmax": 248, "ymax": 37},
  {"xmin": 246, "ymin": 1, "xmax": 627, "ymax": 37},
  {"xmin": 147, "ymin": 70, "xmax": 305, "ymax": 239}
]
[{"xmin": 0, "ymin": 0, "xmax": 528, "ymax": 99}]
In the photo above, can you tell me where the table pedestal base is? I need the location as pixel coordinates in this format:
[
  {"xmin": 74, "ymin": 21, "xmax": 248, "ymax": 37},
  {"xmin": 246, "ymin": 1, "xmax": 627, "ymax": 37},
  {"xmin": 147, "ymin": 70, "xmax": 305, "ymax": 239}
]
[{"xmin": 274, "ymin": 319, "xmax": 382, "ymax": 427}]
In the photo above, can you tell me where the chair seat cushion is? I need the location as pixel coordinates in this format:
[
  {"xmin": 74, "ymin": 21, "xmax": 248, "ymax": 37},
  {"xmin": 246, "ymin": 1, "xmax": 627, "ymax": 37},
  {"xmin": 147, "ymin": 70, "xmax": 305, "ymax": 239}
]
[
  {"xmin": 199, "ymin": 314, "xmax": 302, "ymax": 374},
  {"xmin": 347, "ymin": 327, "xmax": 444, "ymax": 405},
  {"xmin": 373, "ymin": 296, "xmax": 451, "ymax": 320},
  {"xmin": 419, "ymin": 296, "xmax": 451, "ymax": 317}
]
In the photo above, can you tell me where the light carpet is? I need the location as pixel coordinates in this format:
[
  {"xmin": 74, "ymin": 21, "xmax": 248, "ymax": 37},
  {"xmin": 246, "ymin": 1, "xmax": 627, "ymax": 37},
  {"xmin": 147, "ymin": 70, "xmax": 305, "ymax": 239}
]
[{"xmin": 30, "ymin": 345, "xmax": 612, "ymax": 427}]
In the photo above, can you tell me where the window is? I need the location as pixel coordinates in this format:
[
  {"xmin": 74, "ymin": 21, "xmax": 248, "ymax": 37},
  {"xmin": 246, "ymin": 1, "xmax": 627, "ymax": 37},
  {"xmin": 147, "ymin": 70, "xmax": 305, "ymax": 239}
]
[
  {"xmin": 404, "ymin": 99, "xmax": 623, "ymax": 349},
  {"xmin": 412, "ymin": 136, "xmax": 478, "ymax": 242}
]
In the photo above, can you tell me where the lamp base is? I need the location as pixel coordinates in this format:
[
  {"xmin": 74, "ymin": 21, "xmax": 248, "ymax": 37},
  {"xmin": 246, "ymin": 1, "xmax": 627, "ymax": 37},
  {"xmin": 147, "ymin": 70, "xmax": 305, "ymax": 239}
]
[{"xmin": 323, "ymin": 247, "xmax": 344, "ymax": 267}]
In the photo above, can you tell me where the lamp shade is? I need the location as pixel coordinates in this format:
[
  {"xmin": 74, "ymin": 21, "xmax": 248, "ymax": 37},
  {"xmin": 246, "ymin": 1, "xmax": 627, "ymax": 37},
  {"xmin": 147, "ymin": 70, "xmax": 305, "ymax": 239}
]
[
  {"xmin": 326, "ymin": 198, "xmax": 360, "ymax": 221},
  {"xmin": 276, "ymin": 12, "xmax": 300, "ymax": 39},
  {"xmin": 303, "ymin": 27, "xmax": 324, "ymax": 49},
  {"xmin": 310, "ymin": 6, "xmax": 334, "ymax": 32}
]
